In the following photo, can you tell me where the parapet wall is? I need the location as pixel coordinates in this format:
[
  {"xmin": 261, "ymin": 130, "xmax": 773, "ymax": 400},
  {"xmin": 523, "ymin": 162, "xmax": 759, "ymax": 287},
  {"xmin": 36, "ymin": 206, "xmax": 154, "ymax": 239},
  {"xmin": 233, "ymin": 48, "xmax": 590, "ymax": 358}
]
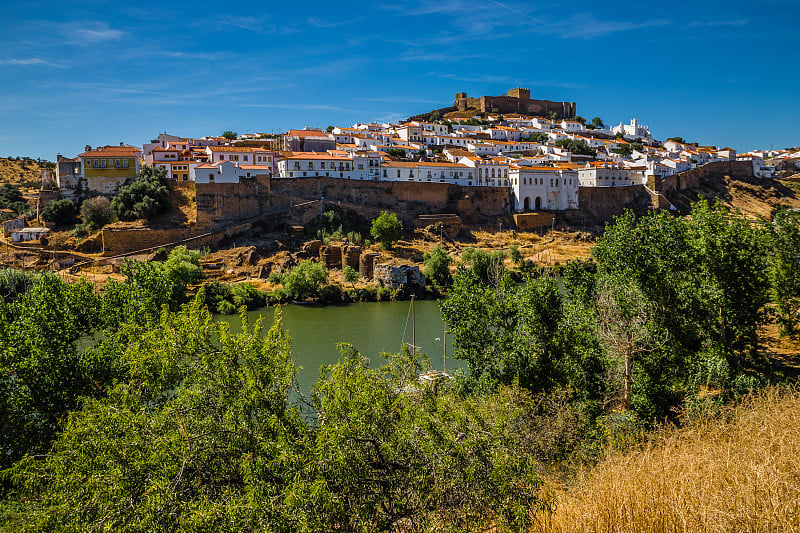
[
  {"xmin": 560, "ymin": 185, "xmax": 653, "ymax": 230},
  {"xmin": 270, "ymin": 178, "xmax": 511, "ymax": 224},
  {"xmin": 195, "ymin": 176, "xmax": 272, "ymax": 224},
  {"xmin": 660, "ymin": 160, "xmax": 754, "ymax": 193}
]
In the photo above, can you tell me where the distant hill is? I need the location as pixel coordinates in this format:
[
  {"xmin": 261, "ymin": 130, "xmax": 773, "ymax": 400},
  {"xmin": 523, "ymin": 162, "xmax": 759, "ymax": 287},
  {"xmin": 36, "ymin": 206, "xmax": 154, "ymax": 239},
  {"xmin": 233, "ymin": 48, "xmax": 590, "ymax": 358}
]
[{"xmin": 0, "ymin": 157, "xmax": 50, "ymax": 193}]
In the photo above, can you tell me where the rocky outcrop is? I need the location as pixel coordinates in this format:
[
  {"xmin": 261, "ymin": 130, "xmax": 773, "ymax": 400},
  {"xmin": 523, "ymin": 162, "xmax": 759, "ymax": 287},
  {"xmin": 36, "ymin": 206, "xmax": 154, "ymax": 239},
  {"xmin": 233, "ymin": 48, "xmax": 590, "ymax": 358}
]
[{"xmin": 374, "ymin": 264, "xmax": 426, "ymax": 297}]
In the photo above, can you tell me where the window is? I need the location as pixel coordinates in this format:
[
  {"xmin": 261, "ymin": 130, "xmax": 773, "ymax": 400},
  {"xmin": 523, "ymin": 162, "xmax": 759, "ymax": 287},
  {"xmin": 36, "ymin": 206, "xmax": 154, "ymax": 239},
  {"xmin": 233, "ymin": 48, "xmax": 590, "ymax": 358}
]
[
  {"xmin": 209, "ymin": 173, "xmax": 215, "ymax": 182},
  {"xmin": 243, "ymin": 155, "xmax": 248, "ymax": 161},
  {"xmin": 321, "ymin": 162, "xmax": 326, "ymax": 169},
  {"xmin": 123, "ymin": 159, "xmax": 129, "ymax": 168},
  {"xmin": 308, "ymin": 162, "xmax": 313, "ymax": 169},
  {"xmin": 182, "ymin": 174, "xmax": 188, "ymax": 180},
  {"xmin": 358, "ymin": 164, "xmax": 364, "ymax": 170},
  {"xmin": 115, "ymin": 159, "xmax": 121, "ymax": 168},
  {"xmin": 94, "ymin": 159, "xmax": 99, "ymax": 167},
  {"xmin": 220, "ymin": 155, "xmax": 225, "ymax": 160},
  {"xmin": 173, "ymin": 174, "xmax": 178, "ymax": 180},
  {"xmin": 101, "ymin": 159, "xmax": 107, "ymax": 168}
]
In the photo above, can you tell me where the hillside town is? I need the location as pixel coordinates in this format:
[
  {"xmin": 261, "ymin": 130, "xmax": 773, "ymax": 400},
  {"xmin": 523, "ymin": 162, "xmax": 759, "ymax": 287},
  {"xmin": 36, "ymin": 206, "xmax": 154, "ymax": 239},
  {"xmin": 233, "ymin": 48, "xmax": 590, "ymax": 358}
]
[{"xmin": 44, "ymin": 88, "xmax": 786, "ymax": 215}]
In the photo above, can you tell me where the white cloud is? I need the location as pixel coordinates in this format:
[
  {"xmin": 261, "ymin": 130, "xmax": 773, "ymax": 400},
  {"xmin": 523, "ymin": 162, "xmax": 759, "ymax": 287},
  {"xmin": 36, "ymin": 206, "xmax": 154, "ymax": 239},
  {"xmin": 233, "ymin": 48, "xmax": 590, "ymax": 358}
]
[{"xmin": 0, "ymin": 57, "xmax": 67, "ymax": 68}]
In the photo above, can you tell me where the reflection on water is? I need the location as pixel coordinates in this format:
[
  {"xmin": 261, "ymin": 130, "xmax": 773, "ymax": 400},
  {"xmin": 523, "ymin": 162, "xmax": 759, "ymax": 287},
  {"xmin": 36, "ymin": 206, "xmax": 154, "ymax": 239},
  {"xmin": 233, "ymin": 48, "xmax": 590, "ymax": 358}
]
[{"xmin": 214, "ymin": 300, "xmax": 463, "ymax": 394}]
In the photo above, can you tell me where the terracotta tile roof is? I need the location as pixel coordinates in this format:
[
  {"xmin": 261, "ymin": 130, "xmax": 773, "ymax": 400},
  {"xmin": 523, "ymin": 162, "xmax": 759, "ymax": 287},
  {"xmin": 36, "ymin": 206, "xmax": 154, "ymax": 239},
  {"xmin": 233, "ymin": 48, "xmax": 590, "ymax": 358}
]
[
  {"xmin": 286, "ymin": 129, "xmax": 330, "ymax": 138},
  {"xmin": 79, "ymin": 146, "xmax": 141, "ymax": 157},
  {"xmin": 208, "ymin": 146, "xmax": 271, "ymax": 153}
]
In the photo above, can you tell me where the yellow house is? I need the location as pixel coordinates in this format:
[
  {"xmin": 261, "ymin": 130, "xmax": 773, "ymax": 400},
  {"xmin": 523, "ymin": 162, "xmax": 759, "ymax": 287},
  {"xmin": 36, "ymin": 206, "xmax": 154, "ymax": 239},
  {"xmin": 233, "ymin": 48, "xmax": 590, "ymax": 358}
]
[{"xmin": 78, "ymin": 145, "xmax": 142, "ymax": 194}]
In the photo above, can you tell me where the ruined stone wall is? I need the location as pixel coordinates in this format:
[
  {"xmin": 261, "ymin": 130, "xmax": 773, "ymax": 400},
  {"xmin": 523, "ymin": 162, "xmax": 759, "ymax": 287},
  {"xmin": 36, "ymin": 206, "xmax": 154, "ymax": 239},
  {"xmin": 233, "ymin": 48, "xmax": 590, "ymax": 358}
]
[
  {"xmin": 560, "ymin": 185, "xmax": 652, "ymax": 230},
  {"xmin": 195, "ymin": 176, "xmax": 272, "ymax": 224},
  {"xmin": 660, "ymin": 160, "xmax": 754, "ymax": 193},
  {"xmin": 513, "ymin": 212, "xmax": 556, "ymax": 231},
  {"xmin": 270, "ymin": 178, "xmax": 511, "ymax": 223},
  {"xmin": 85, "ymin": 176, "xmax": 129, "ymax": 196}
]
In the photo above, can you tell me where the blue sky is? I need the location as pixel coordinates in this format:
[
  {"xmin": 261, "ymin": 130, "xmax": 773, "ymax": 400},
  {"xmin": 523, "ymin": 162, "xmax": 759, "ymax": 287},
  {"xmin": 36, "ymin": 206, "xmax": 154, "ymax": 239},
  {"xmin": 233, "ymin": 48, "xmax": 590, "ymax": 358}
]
[{"xmin": 0, "ymin": 0, "xmax": 798, "ymax": 160}]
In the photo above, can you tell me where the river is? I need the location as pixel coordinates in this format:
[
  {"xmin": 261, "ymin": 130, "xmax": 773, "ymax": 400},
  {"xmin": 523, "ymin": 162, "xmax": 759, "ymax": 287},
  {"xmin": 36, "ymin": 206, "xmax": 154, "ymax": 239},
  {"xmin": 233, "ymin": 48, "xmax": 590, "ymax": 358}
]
[{"xmin": 214, "ymin": 300, "xmax": 464, "ymax": 394}]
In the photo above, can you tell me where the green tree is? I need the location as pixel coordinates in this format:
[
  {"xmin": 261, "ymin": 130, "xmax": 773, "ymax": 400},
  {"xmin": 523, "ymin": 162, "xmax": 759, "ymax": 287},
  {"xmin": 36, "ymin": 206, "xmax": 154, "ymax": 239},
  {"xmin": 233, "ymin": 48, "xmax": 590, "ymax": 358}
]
[
  {"xmin": 0, "ymin": 274, "xmax": 107, "ymax": 473},
  {"xmin": 370, "ymin": 211, "xmax": 403, "ymax": 249},
  {"xmin": 220, "ymin": 130, "xmax": 238, "ymax": 140},
  {"xmin": 574, "ymin": 115, "xmax": 587, "ymax": 125},
  {"xmin": 614, "ymin": 143, "xmax": 633, "ymax": 157},
  {"xmin": 79, "ymin": 196, "xmax": 114, "ymax": 228},
  {"xmin": 0, "ymin": 184, "xmax": 29, "ymax": 216},
  {"xmin": 555, "ymin": 138, "xmax": 596, "ymax": 156},
  {"xmin": 282, "ymin": 260, "xmax": 328, "ymax": 300},
  {"xmin": 422, "ymin": 246, "xmax": 453, "ymax": 289},
  {"xmin": 163, "ymin": 245, "xmax": 203, "ymax": 286},
  {"xmin": 326, "ymin": 125, "xmax": 334, "ymax": 133},
  {"xmin": 666, "ymin": 136, "xmax": 686, "ymax": 144},
  {"xmin": 110, "ymin": 166, "xmax": 171, "ymax": 221},
  {"xmin": 591, "ymin": 117, "xmax": 605, "ymax": 129},
  {"xmin": 343, "ymin": 265, "xmax": 359, "ymax": 289},
  {"xmin": 769, "ymin": 209, "xmax": 800, "ymax": 335},
  {"xmin": 441, "ymin": 271, "xmax": 604, "ymax": 397},
  {"xmin": 509, "ymin": 245, "xmax": 523, "ymax": 267},
  {"xmin": 385, "ymin": 148, "xmax": 406, "ymax": 158},
  {"xmin": 299, "ymin": 345, "xmax": 543, "ymax": 531},
  {"xmin": 8, "ymin": 302, "xmax": 307, "ymax": 531},
  {"xmin": 40, "ymin": 198, "xmax": 77, "ymax": 226}
]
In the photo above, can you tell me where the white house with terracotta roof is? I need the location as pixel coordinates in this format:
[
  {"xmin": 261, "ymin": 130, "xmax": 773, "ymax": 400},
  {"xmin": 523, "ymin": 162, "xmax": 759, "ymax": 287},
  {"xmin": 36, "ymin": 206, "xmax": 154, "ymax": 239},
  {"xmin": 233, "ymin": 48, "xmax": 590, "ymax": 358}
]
[
  {"xmin": 276, "ymin": 152, "xmax": 356, "ymax": 179},
  {"xmin": 192, "ymin": 160, "xmax": 270, "ymax": 184},
  {"xmin": 379, "ymin": 161, "xmax": 476, "ymax": 185},
  {"xmin": 509, "ymin": 165, "xmax": 578, "ymax": 211},
  {"xmin": 578, "ymin": 162, "xmax": 644, "ymax": 187}
]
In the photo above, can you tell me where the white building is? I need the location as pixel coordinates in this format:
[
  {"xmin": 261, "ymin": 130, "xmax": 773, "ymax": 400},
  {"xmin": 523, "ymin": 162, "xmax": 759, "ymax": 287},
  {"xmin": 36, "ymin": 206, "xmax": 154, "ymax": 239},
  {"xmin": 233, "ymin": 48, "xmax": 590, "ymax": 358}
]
[
  {"xmin": 578, "ymin": 162, "xmax": 644, "ymax": 187},
  {"xmin": 612, "ymin": 118, "xmax": 652, "ymax": 140},
  {"xmin": 192, "ymin": 160, "xmax": 270, "ymax": 184},
  {"xmin": 276, "ymin": 152, "xmax": 355, "ymax": 178},
  {"xmin": 509, "ymin": 165, "xmax": 578, "ymax": 211}
]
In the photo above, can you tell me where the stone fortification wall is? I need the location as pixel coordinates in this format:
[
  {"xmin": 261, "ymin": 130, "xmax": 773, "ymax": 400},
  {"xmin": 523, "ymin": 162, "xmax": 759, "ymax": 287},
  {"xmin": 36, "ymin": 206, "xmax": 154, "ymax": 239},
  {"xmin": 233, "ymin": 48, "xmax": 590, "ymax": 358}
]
[
  {"xmin": 270, "ymin": 178, "xmax": 511, "ymax": 224},
  {"xmin": 195, "ymin": 176, "xmax": 272, "ymax": 224},
  {"xmin": 560, "ymin": 185, "xmax": 652, "ymax": 230},
  {"xmin": 660, "ymin": 160, "xmax": 754, "ymax": 193},
  {"xmin": 513, "ymin": 213, "xmax": 556, "ymax": 231}
]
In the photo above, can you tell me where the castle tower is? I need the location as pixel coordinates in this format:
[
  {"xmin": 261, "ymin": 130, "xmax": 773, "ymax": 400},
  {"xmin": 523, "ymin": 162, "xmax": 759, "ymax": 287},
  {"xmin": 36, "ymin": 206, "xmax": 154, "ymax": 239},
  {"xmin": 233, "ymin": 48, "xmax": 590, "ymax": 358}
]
[{"xmin": 507, "ymin": 87, "xmax": 530, "ymax": 100}]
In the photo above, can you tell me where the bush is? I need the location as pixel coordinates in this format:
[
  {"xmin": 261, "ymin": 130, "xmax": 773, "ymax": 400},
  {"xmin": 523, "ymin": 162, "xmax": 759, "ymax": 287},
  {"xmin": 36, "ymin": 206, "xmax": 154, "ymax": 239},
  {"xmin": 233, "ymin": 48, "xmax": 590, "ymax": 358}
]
[
  {"xmin": 231, "ymin": 282, "xmax": 265, "ymax": 309},
  {"xmin": 319, "ymin": 283, "xmax": 343, "ymax": 305},
  {"xmin": 282, "ymin": 261, "xmax": 328, "ymax": 301},
  {"xmin": 268, "ymin": 271, "xmax": 284, "ymax": 284},
  {"xmin": 423, "ymin": 246, "xmax": 453, "ymax": 289},
  {"xmin": 377, "ymin": 287, "xmax": 392, "ymax": 301},
  {"xmin": 201, "ymin": 281, "xmax": 233, "ymax": 313},
  {"xmin": 343, "ymin": 265, "xmax": 359, "ymax": 288},
  {"xmin": 163, "ymin": 246, "xmax": 203, "ymax": 286},
  {"xmin": 216, "ymin": 300, "xmax": 237, "ymax": 315},
  {"xmin": 111, "ymin": 166, "xmax": 171, "ymax": 221},
  {"xmin": 370, "ymin": 211, "xmax": 403, "ymax": 249},
  {"xmin": 80, "ymin": 196, "xmax": 114, "ymax": 228},
  {"xmin": 40, "ymin": 199, "xmax": 77, "ymax": 226},
  {"xmin": 0, "ymin": 268, "xmax": 41, "ymax": 301}
]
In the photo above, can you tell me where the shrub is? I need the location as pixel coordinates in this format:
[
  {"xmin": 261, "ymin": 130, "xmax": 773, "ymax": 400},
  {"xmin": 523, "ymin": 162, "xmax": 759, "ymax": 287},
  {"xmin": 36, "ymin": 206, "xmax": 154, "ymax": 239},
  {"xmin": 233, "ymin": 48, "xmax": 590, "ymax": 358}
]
[
  {"xmin": 80, "ymin": 196, "xmax": 114, "ymax": 228},
  {"xmin": 163, "ymin": 246, "xmax": 203, "ymax": 286},
  {"xmin": 319, "ymin": 283, "xmax": 343, "ymax": 305},
  {"xmin": 370, "ymin": 211, "xmax": 403, "ymax": 249},
  {"xmin": 216, "ymin": 300, "xmax": 237, "ymax": 315},
  {"xmin": 343, "ymin": 266, "xmax": 359, "ymax": 288},
  {"xmin": 231, "ymin": 283, "xmax": 265, "ymax": 309},
  {"xmin": 268, "ymin": 271, "xmax": 284, "ymax": 284},
  {"xmin": 110, "ymin": 166, "xmax": 171, "ymax": 221},
  {"xmin": 377, "ymin": 287, "xmax": 392, "ymax": 301},
  {"xmin": 423, "ymin": 246, "xmax": 453, "ymax": 289},
  {"xmin": 282, "ymin": 261, "xmax": 328, "ymax": 301},
  {"xmin": 40, "ymin": 199, "xmax": 77, "ymax": 226}
]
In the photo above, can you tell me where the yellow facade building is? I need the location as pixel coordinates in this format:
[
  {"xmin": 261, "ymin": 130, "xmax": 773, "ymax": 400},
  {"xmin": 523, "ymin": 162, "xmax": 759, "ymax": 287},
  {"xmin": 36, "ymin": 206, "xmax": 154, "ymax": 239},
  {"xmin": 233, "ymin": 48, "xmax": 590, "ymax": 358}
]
[{"xmin": 77, "ymin": 145, "xmax": 142, "ymax": 194}]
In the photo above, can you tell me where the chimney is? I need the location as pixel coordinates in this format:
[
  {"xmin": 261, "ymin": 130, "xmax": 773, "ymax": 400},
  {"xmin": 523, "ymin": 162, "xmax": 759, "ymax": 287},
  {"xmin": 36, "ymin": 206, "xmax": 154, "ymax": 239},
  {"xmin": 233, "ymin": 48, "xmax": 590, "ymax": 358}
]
[{"xmin": 120, "ymin": 142, "xmax": 124, "ymax": 146}]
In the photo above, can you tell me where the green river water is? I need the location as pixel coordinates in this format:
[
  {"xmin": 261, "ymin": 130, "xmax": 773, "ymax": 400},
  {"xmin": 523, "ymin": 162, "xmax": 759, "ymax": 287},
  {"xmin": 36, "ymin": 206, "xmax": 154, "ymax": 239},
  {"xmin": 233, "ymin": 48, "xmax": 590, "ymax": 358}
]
[{"xmin": 214, "ymin": 300, "xmax": 464, "ymax": 393}]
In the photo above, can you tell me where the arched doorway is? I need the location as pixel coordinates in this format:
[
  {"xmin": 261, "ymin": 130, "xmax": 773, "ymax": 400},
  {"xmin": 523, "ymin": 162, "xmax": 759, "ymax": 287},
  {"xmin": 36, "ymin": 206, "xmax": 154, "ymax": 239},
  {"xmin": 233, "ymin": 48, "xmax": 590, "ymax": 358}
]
[
  {"xmin": 535, "ymin": 196, "xmax": 542, "ymax": 210},
  {"xmin": 523, "ymin": 197, "xmax": 531, "ymax": 211}
]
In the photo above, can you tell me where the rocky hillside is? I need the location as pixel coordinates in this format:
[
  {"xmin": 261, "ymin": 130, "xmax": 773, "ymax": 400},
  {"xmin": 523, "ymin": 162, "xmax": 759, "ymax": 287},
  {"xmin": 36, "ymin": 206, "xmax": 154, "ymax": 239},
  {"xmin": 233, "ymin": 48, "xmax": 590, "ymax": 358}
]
[
  {"xmin": 665, "ymin": 173, "xmax": 800, "ymax": 219},
  {"xmin": 0, "ymin": 157, "xmax": 50, "ymax": 193}
]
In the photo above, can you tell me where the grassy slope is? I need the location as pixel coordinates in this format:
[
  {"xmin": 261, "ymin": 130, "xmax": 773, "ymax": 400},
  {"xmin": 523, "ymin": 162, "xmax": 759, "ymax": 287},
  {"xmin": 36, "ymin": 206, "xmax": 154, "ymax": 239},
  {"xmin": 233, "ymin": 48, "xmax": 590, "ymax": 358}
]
[
  {"xmin": 0, "ymin": 157, "xmax": 46, "ymax": 193},
  {"xmin": 531, "ymin": 386, "xmax": 800, "ymax": 532}
]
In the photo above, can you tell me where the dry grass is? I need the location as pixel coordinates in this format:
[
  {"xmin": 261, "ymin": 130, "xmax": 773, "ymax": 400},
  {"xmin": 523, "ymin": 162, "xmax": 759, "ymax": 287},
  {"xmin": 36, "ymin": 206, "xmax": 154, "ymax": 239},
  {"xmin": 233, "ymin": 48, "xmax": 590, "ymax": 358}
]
[{"xmin": 531, "ymin": 386, "xmax": 800, "ymax": 532}]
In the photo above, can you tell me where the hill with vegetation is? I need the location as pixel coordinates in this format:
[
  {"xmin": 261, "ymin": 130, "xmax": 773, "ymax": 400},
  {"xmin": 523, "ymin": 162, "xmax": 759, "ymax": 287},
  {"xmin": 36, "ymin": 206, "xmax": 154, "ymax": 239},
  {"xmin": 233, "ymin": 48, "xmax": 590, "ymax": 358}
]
[{"xmin": 0, "ymin": 157, "xmax": 50, "ymax": 193}]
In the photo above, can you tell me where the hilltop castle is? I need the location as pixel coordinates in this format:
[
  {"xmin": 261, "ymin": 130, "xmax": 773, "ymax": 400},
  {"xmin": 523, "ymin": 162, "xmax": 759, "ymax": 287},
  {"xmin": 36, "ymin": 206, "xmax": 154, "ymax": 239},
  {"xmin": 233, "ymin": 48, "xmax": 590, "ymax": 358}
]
[{"xmin": 454, "ymin": 88, "xmax": 576, "ymax": 118}]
